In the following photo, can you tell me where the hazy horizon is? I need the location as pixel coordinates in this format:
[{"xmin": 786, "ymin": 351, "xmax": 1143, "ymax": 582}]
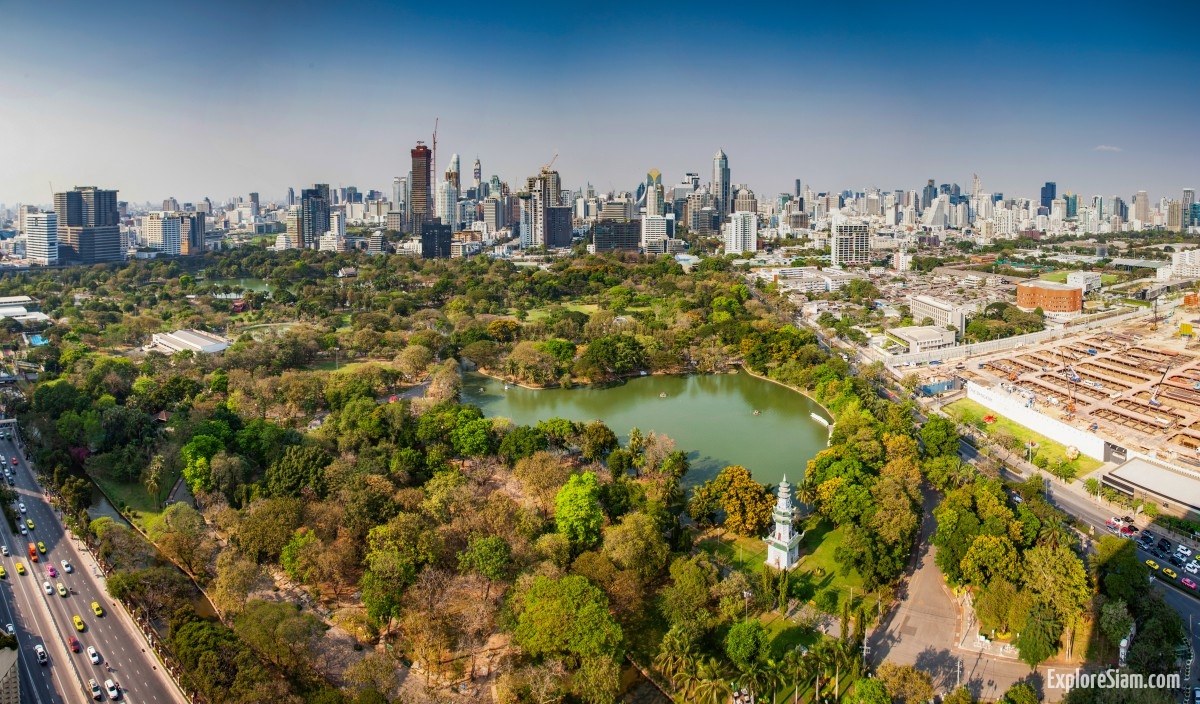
[{"xmin": 2, "ymin": 0, "xmax": 1197, "ymax": 206}]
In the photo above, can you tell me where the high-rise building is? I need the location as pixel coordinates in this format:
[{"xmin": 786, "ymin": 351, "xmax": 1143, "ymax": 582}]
[
  {"xmin": 712, "ymin": 149, "xmax": 730, "ymax": 222},
  {"xmin": 592, "ymin": 220, "xmax": 640, "ymax": 252},
  {"xmin": 410, "ymin": 142, "xmax": 432, "ymax": 233},
  {"xmin": 1133, "ymin": 190, "xmax": 1150, "ymax": 224},
  {"xmin": 53, "ymin": 186, "xmax": 122, "ymax": 264},
  {"xmin": 519, "ymin": 170, "xmax": 565, "ymax": 248},
  {"xmin": 1039, "ymin": 182, "xmax": 1056, "ymax": 211},
  {"xmin": 483, "ymin": 197, "xmax": 504, "ymax": 232},
  {"xmin": 179, "ymin": 211, "xmax": 205, "ymax": 255},
  {"xmin": 645, "ymin": 169, "xmax": 664, "ymax": 217},
  {"xmin": 733, "ymin": 187, "xmax": 757, "ymax": 214},
  {"xmin": 641, "ymin": 215, "xmax": 669, "ymax": 253},
  {"xmin": 249, "ymin": 192, "xmax": 260, "ymax": 215},
  {"xmin": 436, "ymin": 179, "xmax": 459, "ymax": 230},
  {"xmin": 284, "ymin": 206, "xmax": 301, "ymax": 249},
  {"xmin": 286, "ymin": 187, "xmax": 295, "ymax": 206},
  {"xmin": 421, "ymin": 222, "xmax": 452, "ymax": 258},
  {"xmin": 831, "ymin": 216, "xmax": 870, "ymax": 267},
  {"xmin": 473, "ymin": 157, "xmax": 482, "ymax": 195},
  {"xmin": 163, "ymin": 197, "xmax": 180, "ymax": 212},
  {"xmin": 0, "ymin": 647, "xmax": 18, "ymax": 704},
  {"xmin": 25, "ymin": 211, "xmax": 57, "ymax": 265},
  {"xmin": 724, "ymin": 212, "xmax": 756, "ymax": 255},
  {"xmin": 1167, "ymin": 200, "xmax": 1183, "ymax": 232},
  {"xmin": 1183, "ymin": 189, "xmax": 1195, "ymax": 227},
  {"xmin": 447, "ymin": 153, "xmax": 461, "ymax": 191},
  {"xmin": 1064, "ymin": 192, "xmax": 1078, "ymax": 219},
  {"xmin": 299, "ymin": 185, "xmax": 330, "ymax": 248},
  {"xmin": 145, "ymin": 212, "xmax": 182, "ymax": 255},
  {"xmin": 795, "ymin": 179, "xmax": 802, "ymax": 198},
  {"xmin": 329, "ymin": 209, "xmax": 346, "ymax": 240},
  {"xmin": 922, "ymin": 180, "xmax": 936, "ymax": 211}
]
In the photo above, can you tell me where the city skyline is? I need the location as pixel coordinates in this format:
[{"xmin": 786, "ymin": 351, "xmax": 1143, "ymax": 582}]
[{"xmin": 1, "ymin": 0, "xmax": 1197, "ymax": 204}]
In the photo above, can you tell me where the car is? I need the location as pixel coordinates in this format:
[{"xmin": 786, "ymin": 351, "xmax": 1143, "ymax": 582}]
[
  {"xmin": 25, "ymin": 519, "xmax": 33, "ymax": 530},
  {"xmin": 1158, "ymin": 539, "xmax": 1172, "ymax": 551},
  {"xmin": 9, "ymin": 457, "xmax": 15, "ymax": 466},
  {"xmin": 61, "ymin": 559, "xmax": 73, "ymax": 573},
  {"xmin": 4, "ymin": 624, "xmax": 12, "ymax": 635},
  {"xmin": 42, "ymin": 581, "xmax": 52, "ymax": 595},
  {"xmin": 1145, "ymin": 559, "xmax": 1160, "ymax": 570},
  {"xmin": 18, "ymin": 525, "xmax": 25, "ymax": 535},
  {"xmin": 105, "ymin": 679, "xmax": 120, "ymax": 700},
  {"xmin": 33, "ymin": 644, "xmax": 47, "ymax": 665},
  {"xmin": 1164, "ymin": 568, "xmax": 1179, "ymax": 579},
  {"xmin": 47, "ymin": 565, "xmax": 57, "ymax": 577},
  {"xmin": 14, "ymin": 562, "xmax": 24, "ymax": 575},
  {"xmin": 89, "ymin": 678, "xmax": 101, "ymax": 700},
  {"xmin": 0, "ymin": 566, "xmax": 6, "ymax": 578},
  {"xmin": 1178, "ymin": 546, "xmax": 1194, "ymax": 559},
  {"xmin": 91, "ymin": 601, "xmax": 104, "ymax": 616},
  {"xmin": 56, "ymin": 582, "xmax": 67, "ymax": 597},
  {"xmin": 16, "ymin": 502, "xmax": 23, "ymax": 513},
  {"xmin": 0, "ymin": 545, "xmax": 7, "ymax": 556},
  {"xmin": 87, "ymin": 646, "xmax": 100, "ymax": 665},
  {"xmin": 1183, "ymin": 577, "xmax": 1198, "ymax": 590},
  {"xmin": 68, "ymin": 636, "xmax": 81, "ymax": 652},
  {"xmin": 73, "ymin": 615, "xmax": 85, "ymax": 631},
  {"xmin": 1194, "ymin": 687, "xmax": 1200, "ymax": 704},
  {"xmin": 1187, "ymin": 561, "xmax": 1200, "ymax": 575},
  {"xmin": 36, "ymin": 542, "xmax": 45, "ymax": 554},
  {"xmin": 1170, "ymin": 554, "xmax": 1184, "ymax": 567}
]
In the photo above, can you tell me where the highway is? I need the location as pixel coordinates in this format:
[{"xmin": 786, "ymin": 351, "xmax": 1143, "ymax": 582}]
[{"xmin": 0, "ymin": 433, "xmax": 184, "ymax": 703}]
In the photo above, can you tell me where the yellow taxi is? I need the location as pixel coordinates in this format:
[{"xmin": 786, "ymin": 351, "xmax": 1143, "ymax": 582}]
[
  {"xmin": 91, "ymin": 602, "xmax": 104, "ymax": 617},
  {"xmin": 14, "ymin": 562, "xmax": 24, "ymax": 575},
  {"xmin": 1163, "ymin": 568, "xmax": 1178, "ymax": 579},
  {"xmin": 36, "ymin": 542, "xmax": 45, "ymax": 554},
  {"xmin": 0, "ymin": 565, "xmax": 6, "ymax": 578},
  {"xmin": 56, "ymin": 583, "xmax": 67, "ymax": 597},
  {"xmin": 1145, "ymin": 559, "xmax": 1160, "ymax": 570},
  {"xmin": 72, "ymin": 615, "xmax": 84, "ymax": 632},
  {"xmin": 25, "ymin": 519, "xmax": 33, "ymax": 530}
]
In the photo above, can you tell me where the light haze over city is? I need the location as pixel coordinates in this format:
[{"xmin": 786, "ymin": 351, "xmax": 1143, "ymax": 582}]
[{"xmin": 1, "ymin": 0, "xmax": 1197, "ymax": 204}]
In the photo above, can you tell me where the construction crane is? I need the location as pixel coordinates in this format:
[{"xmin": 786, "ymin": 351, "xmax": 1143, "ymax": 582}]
[
  {"xmin": 431, "ymin": 117, "xmax": 439, "ymax": 186},
  {"xmin": 540, "ymin": 150, "xmax": 558, "ymax": 175},
  {"xmin": 1148, "ymin": 364, "xmax": 1171, "ymax": 407}
]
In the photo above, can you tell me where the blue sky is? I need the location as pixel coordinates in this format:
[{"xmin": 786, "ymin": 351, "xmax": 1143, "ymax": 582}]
[{"xmin": 1, "ymin": 0, "xmax": 1197, "ymax": 205}]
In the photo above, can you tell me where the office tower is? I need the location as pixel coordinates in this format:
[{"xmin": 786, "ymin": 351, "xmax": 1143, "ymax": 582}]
[
  {"xmin": 410, "ymin": 142, "xmax": 432, "ymax": 233},
  {"xmin": 922, "ymin": 180, "xmax": 936, "ymax": 211},
  {"xmin": 592, "ymin": 220, "xmax": 640, "ymax": 252},
  {"xmin": 831, "ymin": 216, "xmax": 870, "ymax": 266},
  {"xmin": 300, "ymin": 184, "xmax": 330, "ymax": 248},
  {"xmin": 641, "ymin": 215, "xmax": 669, "ymax": 253},
  {"xmin": 972, "ymin": 174, "xmax": 982, "ymax": 199},
  {"xmin": 53, "ymin": 186, "xmax": 122, "ymax": 264},
  {"xmin": 436, "ymin": 179, "xmax": 459, "ymax": 230},
  {"xmin": 163, "ymin": 197, "xmax": 180, "ymax": 212},
  {"xmin": 393, "ymin": 177, "xmax": 403, "ymax": 208},
  {"xmin": 1183, "ymin": 189, "xmax": 1195, "ymax": 226},
  {"xmin": 25, "ymin": 211, "xmax": 57, "ymax": 265},
  {"xmin": 1040, "ymin": 182, "xmax": 1056, "ymax": 211},
  {"xmin": 724, "ymin": 212, "xmax": 756, "ymax": 255},
  {"xmin": 286, "ymin": 187, "xmax": 295, "ymax": 206},
  {"xmin": 421, "ymin": 222, "xmax": 452, "ymax": 258},
  {"xmin": 284, "ymin": 206, "xmax": 301, "ymax": 248},
  {"xmin": 519, "ymin": 170, "xmax": 563, "ymax": 247},
  {"xmin": 795, "ymin": 179, "xmax": 802, "ymax": 198},
  {"xmin": 178, "ymin": 211, "xmax": 205, "ymax": 255},
  {"xmin": 445, "ymin": 153, "xmax": 461, "ymax": 191},
  {"xmin": 249, "ymin": 192, "xmax": 260, "ymax": 215},
  {"xmin": 1133, "ymin": 190, "xmax": 1149, "ymax": 223},
  {"xmin": 345, "ymin": 186, "xmax": 359, "ymax": 204},
  {"xmin": 483, "ymin": 197, "xmax": 503, "ymax": 232},
  {"xmin": 145, "ymin": 212, "xmax": 183, "ymax": 255},
  {"xmin": 1064, "ymin": 193, "xmax": 1078, "ymax": 219},
  {"xmin": 473, "ymin": 157, "xmax": 481, "ymax": 193},
  {"xmin": 1168, "ymin": 200, "xmax": 1183, "ymax": 232},
  {"xmin": 645, "ymin": 169, "xmax": 664, "ymax": 217},
  {"xmin": 734, "ymin": 187, "xmax": 757, "ymax": 214},
  {"xmin": 546, "ymin": 207, "xmax": 572, "ymax": 248},
  {"xmin": 330, "ymin": 209, "xmax": 346, "ymax": 240},
  {"xmin": 712, "ymin": 149, "xmax": 730, "ymax": 221}
]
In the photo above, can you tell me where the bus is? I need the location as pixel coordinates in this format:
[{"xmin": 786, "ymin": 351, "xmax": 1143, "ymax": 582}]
[{"xmin": 27, "ymin": 543, "xmax": 37, "ymax": 562}]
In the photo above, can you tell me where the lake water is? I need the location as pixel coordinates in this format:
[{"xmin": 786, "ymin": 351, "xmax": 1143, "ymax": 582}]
[
  {"xmin": 203, "ymin": 277, "xmax": 271, "ymax": 293},
  {"xmin": 462, "ymin": 371, "xmax": 830, "ymax": 488}
]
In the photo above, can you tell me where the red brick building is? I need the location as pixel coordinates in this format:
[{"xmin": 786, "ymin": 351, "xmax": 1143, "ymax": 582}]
[{"xmin": 1015, "ymin": 280, "xmax": 1083, "ymax": 314}]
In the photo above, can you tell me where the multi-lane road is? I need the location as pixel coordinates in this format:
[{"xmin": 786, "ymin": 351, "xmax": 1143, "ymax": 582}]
[{"xmin": 0, "ymin": 432, "xmax": 183, "ymax": 703}]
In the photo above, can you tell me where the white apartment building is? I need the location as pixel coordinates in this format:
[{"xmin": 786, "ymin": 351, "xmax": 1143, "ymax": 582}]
[
  {"xmin": 641, "ymin": 215, "xmax": 669, "ymax": 254},
  {"xmin": 329, "ymin": 209, "xmax": 346, "ymax": 239},
  {"xmin": 144, "ymin": 212, "xmax": 182, "ymax": 255},
  {"xmin": 725, "ymin": 212, "xmax": 757, "ymax": 255},
  {"xmin": 1172, "ymin": 250, "xmax": 1200, "ymax": 278},
  {"xmin": 1066, "ymin": 271, "xmax": 1103, "ymax": 292},
  {"xmin": 25, "ymin": 211, "xmax": 57, "ymax": 266},
  {"xmin": 908, "ymin": 294, "xmax": 976, "ymax": 335},
  {"xmin": 831, "ymin": 216, "xmax": 870, "ymax": 266}
]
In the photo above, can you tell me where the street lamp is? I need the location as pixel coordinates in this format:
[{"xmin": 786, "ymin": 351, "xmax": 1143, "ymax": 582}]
[{"xmin": 333, "ymin": 347, "xmax": 340, "ymax": 371}]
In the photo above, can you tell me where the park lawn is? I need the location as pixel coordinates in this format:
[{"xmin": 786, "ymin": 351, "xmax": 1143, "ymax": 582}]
[
  {"xmin": 943, "ymin": 398, "xmax": 1102, "ymax": 474},
  {"xmin": 797, "ymin": 517, "xmax": 866, "ymax": 593},
  {"xmin": 1040, "ymin": 271, "xmax": 1119, "ymax": 285},
  {"xmin": 92, "ymin": 475, "xmax": 169, "ymax": 529},
  {"xmin": 520, "ymin": 302, "xmax": 601, "ymax": 321}
]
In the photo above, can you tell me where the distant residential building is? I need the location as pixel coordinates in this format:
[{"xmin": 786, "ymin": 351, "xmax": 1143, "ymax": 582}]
[
  {"xmin": 1015, "ymin": 280, "xmax": 1083, "ymax": 315},
  {"xmin": 1066, "ymin": 271, "xmax": 1103, "ymax": 293},
  {"xmin": 887, "ymin": 325, "xmax": 956, "ymax": 354},
  {"xmin": 144, "ymin": 212, "xmax": 182, "ymax": 255},
  {"xmin": 892, "ymin": 248, "xmax": 912, "ymax": 272},
  {"xmin": 25, "ymin": 211, "xmax": 57, "ymax": 265},
  {"xmin": 284, "ymin": 206, "xmax": 301, "ymax": 249},
  {"xmin": 724, "ymin": 212, "xmax": 757, "ymax": 255},
  {"xmin": 53, "ymin": 186, "xmax": 122, "ymax": 264},
  {"xmin": 830, "ymin": 216, "xmax": 870, "ymax": 267},
  {"xmin": 546, "ymin": 206, "xmax": 572, "ymax": 248},
  {"xmin": 300, "ymin": 184, "xmax": 330, "ymax": 248},
  {"xmin": 367, "ymin": 231, "xmax": 386, "ymax": 254},
  {"xmin": 641, "ymin": 215, "xmax": 669, "ymax": 253},
  {"xmin": 592, "ymin": 220, "xmax": 640, "ymax": 253}
]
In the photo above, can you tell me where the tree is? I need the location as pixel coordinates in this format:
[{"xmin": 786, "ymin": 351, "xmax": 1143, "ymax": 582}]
[
  {"xmin": 264, "ymin": 445, "xmax": 331, "ymax": 499},
  {"xmin": 498, "ymin": 425, "xmax": 548, "ymax": 464},
  {"xmin": 601, "ymin": 511, "xmax": 669, "ymax": 583},
  {"xmin": 513, "ymin": 575, "xmax": 623, "ymax": 666},
  {"xmin": 210, "ymin": 549, "xmax": 264, "ymax": 617},
  {"xmin": 1098, "ymin": 599, "xmax": 1133, "ymax": 647},
  {"xmin": 579, "ymin": 421, "xmax": 619, "ymax": 463},
  {"xmin": 724, "ymin": 620, "xmax": 768, "ymax": 672},
  {"xmin": 181, "ymin": 434, "xmax": 224, "ymax": 493},
  {"xmin": 1002, "ymin": 682, "xmax": 1039, "ymax": 704},
  {"xmin": 572, "ymin": 655, "xmax": 621, "ymax": 704},
  {"xmin": 1016, "ymin": 603, "xmax": 1061, "ymax": 668},
  {"xmin": 959, "ymin": 535, "xmax": 1019, "ymax": 586},
  {"xmin": 452, "ymin": 417, "xmax": 495, "ymax": 459},
  {"xmin": 144, "ymin": 454, "xmax": 165, "ymax": 509},
  {"xmin": 920, "ymin": 416, "xmax": 959, "ymax": 458},
  {"xmin": 555, "ymin": 472, "xmax": 604, "ymax": 550},
  {"xmin": 877, "ymin": 662, "xmax": 934, "ymax": 704},
  {"xmin": 848, "ymin": 678, "xmax": 892, "ymax": 704},
  {"xmin": 713, "ymin": 465, "xmax": 775, "ymax": 537},
  {"xmin": 514, "ymin": 451, "xmax": 572, "ymax": 516},
  {"xmin": 148, "ymin": 503, "xmax": 213, "ymax": 576},
  {"xmin": 1083, "ymin": 477, "xmax": 1100, "ymax": 501},
  {"xmin": 280, "ymin": 528, "xmax": 319, "ymax": 583},
  {"xmin": 660, "ymin": 554, "xmax": 717, "ymax": 628},
  {"xmin": 458, "ymin": 534, "xmax": 511, "ymax": 597},
  {"xmin": 233, "ymin": 599, "xmax": 325, "ymax": 672},
  {"xmin": 233, "ymin": 497, "xmax": 303, "ymax": 563}
]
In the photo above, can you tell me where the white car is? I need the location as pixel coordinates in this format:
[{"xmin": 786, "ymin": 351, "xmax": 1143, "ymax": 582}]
[
  {"xmin": 18, "ymin": 526, "xmax": 26, "ymax": 535},
  {"xmin": 4, "ymin": 624, "xmax": 12, "ymax": 635},
  {"xmin": 1186, "ymin": 561, "xmax": 1200, "ymax": 575},
  {"xmin": 17, "ymin": 502, "xmax": 24, "ymax": 513},
  {"xmin": 89, "ymin": 678, "xmax": 101, "ymax": 700},
  {"xmin": 0, "ymin": 545, "xmax": 7, "ymax": 556},
  {"xmin": 33, "ymin": 644, "xmax": 47, "ymax": 665},
  {"xmin": 42, "ymin": 581, "xmax": 52, "ymax": 595},
  {"xmin": 87, "ymin": 645, "xmax": 101, "ymax": 664},
  {"xmin": 1178, "ymin": 546, "xmax": 1194, "ymax": 559},
  {"xmin": 61, "ymin": 559, "xmax": 73, "ymax": 573},
  {"xmin": 104, "ymin": 679, "xmax": 120, "ymax": 700}
]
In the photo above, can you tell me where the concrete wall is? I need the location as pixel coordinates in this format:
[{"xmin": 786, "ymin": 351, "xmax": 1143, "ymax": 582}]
[
  {"xmin": 884, "ymin": 307, "xmax": 1150, "ymax": 367},
  {"xmin": 965, "ymin": 381, "xmax": 1107, "ymax": 461}
]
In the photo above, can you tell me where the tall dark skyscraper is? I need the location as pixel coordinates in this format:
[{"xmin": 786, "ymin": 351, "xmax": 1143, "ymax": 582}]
[
  {"xmin": 922, "ymin": 179, "xmax": 936, "ymax": 211},
  {"xmin": 286, "ymin": 187, "xmax": 295, "ymax": 206},
  {"xmin": 794, "ymin": 179, "xmax": 802, "ymax": 198},
  {"xmin": 712, "ymin": 149, "xmax": 730, "ymax": 221},
  {"xmin": 1040, "ymin": 181, "xmax": 1056, "ymax": 210},
  {"xmin": 410, "ymin": 142, "xmax": 433, "ymax": 234},
  {"xmin": 53, "ymin": 186, "xmax": 122, "ymax": 264},
  {"xmin": 300, "ymin": 184, "xmax": 330, "ymax": 248}
]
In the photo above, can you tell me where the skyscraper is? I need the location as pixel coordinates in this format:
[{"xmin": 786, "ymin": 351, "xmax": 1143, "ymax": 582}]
[
  {"xmin": 249, "ymin": 192, "xmax": 260, "ymax": 215},
  {"xmin": 284, "ymin": 206, "xmax": 301, "ymax": 248},
  {"xmin": 831, "ymin": 216, "xmax": 870, "ymax": 267},
  {"xmin": 645, "ymin": 169, "xmax": 664, "ymax": 217},
  {"xmin": 473, "ymin": 157, "xmax": 482, "ymax": 195},
  {"xmin": 519, "ymin": 170, "xmax": 566, "ymax": 248},
  {"xmin": 300, "ymin": 184, "xmax": 330, "ymax": 248},
  {"xmin": 179, "ymin": 211, "xmax": 205, "ymax": 255},
  {"xmin": 724, "ymin": 212, "xmax": 756, "ymax": 255},
  {"xmin": 1183, "ymin": 189, "xmax": 1195, "ymax": 227},
  {"xmin": 794, "ymin": 179, "xmax": 802, "ymax": 198},
  {"xmin": 53, "ymin": 186, "xmax": 122, "ymax": 264},
  {"xmin": 447, "ymin": 153, "xmax": 461, "ymax": 190},
  {"xmin": 436, "ymin": 179, "xmax": 459, "ymax": 230},
  {"xmin": 922, "ymin": 180, "xmax": 936, "ymax": 211},
  {"xmin": 1040, "ymin": 182, "xmax": 1056, "ymax": 211},
  {"xmin": 712, "ymin": 149, "xmax": 730, "ymax": 222},
  {"xmin": 286, "ymin": 187, "xmax": 295, "ymax": 207},
  {"xmin": 410, "ymin": 142, "xmax": 432, "ymax": 233},
  {"xmin": 25, "ymin": 211, "xmax": 57, "ymax": 266},
  {"xmin": 1133, "ymin": 190, "xmax": 1150, "ymax": 223},
  {"xmin": 145, "ymin": 212, "xmax": 183, "ymax": 255}
]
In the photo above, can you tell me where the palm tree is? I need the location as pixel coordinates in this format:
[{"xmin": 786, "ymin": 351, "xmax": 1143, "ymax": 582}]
[
  {"xmin": 654, "ymin": 630, "xmax": 695, "ymax": 694},
  {"xmin": 783, "ymin": 648, "xmax": 811, "ymax": 704},
  {"xmin": 690, "ymin": 658, "xmax": 730, "ymax": 704},
  {"xmin": 762, "ymin": 657, "xmax": 784, "ymax": 704}
]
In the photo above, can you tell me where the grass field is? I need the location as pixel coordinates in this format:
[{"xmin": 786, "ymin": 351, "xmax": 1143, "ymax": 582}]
[
  {"xmin": 93, "ymin": 474, "xmax": 171, "ymax": 529},
  {"xmin": 944, "ymin": 398, "xmax": 1102, "ymax": 473},
  {"xmin": 1039, "ymin": 271, "xmax": 1119, "ymax": 285}
]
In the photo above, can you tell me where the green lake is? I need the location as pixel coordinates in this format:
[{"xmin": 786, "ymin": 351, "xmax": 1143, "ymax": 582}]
[
  {"xmin": 202, "ymin": 277, "xmax": 272, "ymax": 293},
  {"xmin": 462, "ymin": 371, "xmax": 831, "ymax": 488}
]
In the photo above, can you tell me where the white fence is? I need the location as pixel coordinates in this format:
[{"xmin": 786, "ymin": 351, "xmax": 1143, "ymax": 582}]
[
  {"xmin": 883, "ymin": 307, "xmax": 1151, "ymax": 367},
  {"xmin": 965, "ymin": 381, "xmax": 1107, "ymax": 461}
]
